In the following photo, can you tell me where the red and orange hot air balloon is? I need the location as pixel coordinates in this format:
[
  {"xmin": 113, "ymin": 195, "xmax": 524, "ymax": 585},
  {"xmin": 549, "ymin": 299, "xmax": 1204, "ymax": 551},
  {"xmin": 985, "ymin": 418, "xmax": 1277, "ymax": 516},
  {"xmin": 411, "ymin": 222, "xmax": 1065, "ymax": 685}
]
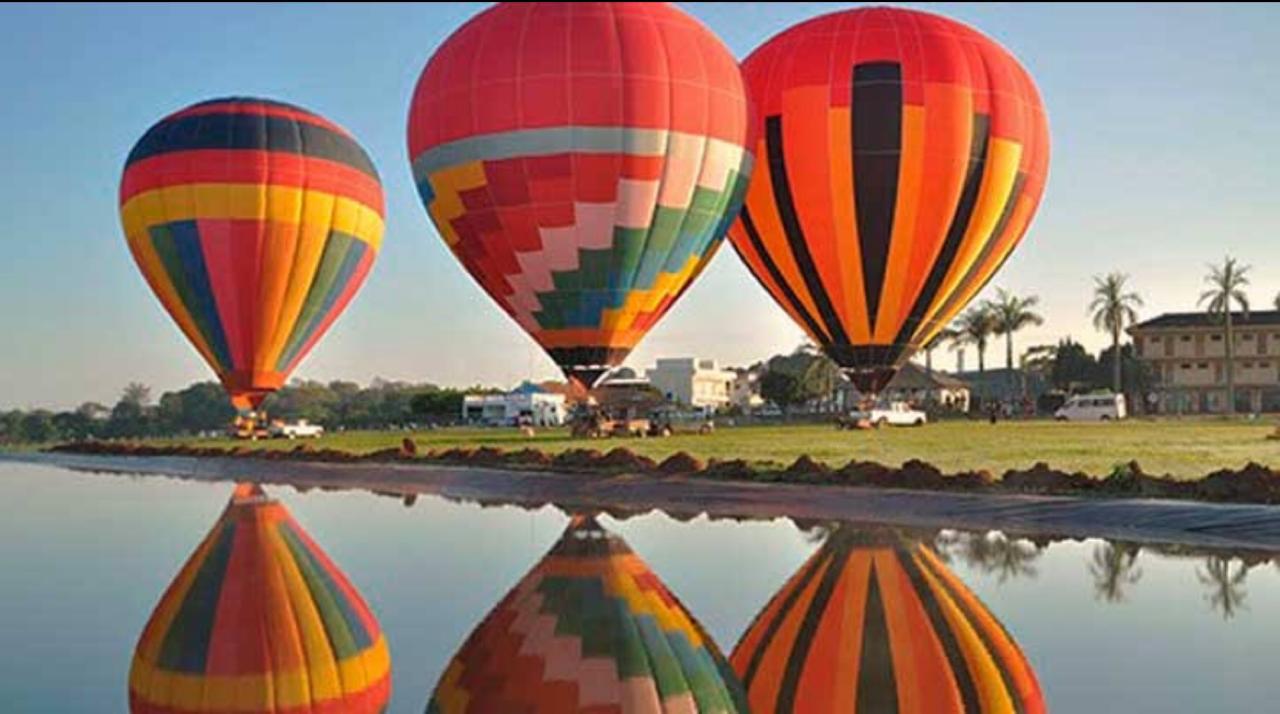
[
  {"xmin": 129, "ymin": 483, "xmax": 391, "ymax": 713},
  {"xmin": 407, "ymin": 2, "xmax": 754, "ymax": 389},
  {"xmin": 119, "ymin": 97, "xmax": 385, "ymax": 411},
  {"xmin": 731, "ymin": 526, "xmax": 1044, "ymax": 714},
  {"xmin": 728, "ymin": 8, "xmax": 1049, "ymax": 394}
]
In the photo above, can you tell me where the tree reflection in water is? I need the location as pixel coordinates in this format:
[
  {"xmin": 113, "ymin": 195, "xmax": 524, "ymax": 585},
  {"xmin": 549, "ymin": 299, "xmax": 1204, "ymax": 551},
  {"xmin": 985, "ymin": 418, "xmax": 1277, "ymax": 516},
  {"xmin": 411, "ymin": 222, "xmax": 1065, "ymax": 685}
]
[
  {"xmin": 1089, "ymin": 542, "xmax": 1143, "ymax": 603},
  {"xmin": 1198, "ymin": 556, "xmax": 1249, "ymax": 620},
  {"xmin": 934, "ymin": 530, "xmax": 1042, "ymax": 583}
]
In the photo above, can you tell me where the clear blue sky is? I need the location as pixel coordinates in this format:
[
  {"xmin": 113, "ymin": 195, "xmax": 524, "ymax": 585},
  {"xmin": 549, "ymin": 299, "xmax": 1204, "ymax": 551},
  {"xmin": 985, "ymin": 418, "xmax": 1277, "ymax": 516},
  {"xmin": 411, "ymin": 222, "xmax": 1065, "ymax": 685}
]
[{"xmin": 2, "ymin": 2, "xmax": 1279, "ymax": 409}]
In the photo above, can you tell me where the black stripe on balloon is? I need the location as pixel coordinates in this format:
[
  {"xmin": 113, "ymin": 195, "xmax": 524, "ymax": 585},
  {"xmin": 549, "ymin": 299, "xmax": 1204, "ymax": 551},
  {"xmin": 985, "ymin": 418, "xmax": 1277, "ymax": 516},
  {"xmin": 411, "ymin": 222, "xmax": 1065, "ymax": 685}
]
[
  {"xmin": 892, "ymin": 114, "xmax": 991, "ymax": 347},
  {"xmin": 855, "ymin": 559, "xmax": 900, "ymax": 713},
  {"xmin": 740, "ymin": 546, "xmax": 833, "ymax": 690},
  {"xmin": 127, "ymin": 112, "xmax": 377, "ymax": 178},
  {"xmin": 735, "ymin": 207, "xmax": 828, "ymax": 344},
  {"xmin": 765, "ymin": 116, "xmax": 851, "ymax": 347},
  {"xmin": 775, "ymin": 539, "xmax": 851, "ymax": 712},
  {"xmin": 921, "ymin": 547, "xmax": 1027, "ymax": 714},
  {"xmin": 898, "ymin": 545, "xmax": 982, "ymax": 712},
  {"xmin": 928, "ymin": 172, "xmax": 1029, "ymax": 328},
  {"xmin": 852, "ymin": 61, "xmax": 904, "ymax": 336}
]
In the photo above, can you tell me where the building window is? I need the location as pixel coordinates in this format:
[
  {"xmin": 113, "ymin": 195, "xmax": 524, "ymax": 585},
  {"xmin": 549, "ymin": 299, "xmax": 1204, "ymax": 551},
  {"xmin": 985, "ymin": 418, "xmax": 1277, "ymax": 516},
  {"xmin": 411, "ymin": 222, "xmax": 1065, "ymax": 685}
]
[
  {"xmin": 1243, "ymin": 361, "xmax": 1253, "ymax": 369},
  {"xmin": 1261, "ymin": 362, "xmax": 1272, "ymax": 369},
  {"xmin": 1198, "ymin": 362, "xmax": 1209, "ymax": 369},
  {"xmin": 1181, "ymin": 335, "xmax": 1192, "ymax": 342},
  {"xmin": 1181, "ymin": 363, "xmax": 1191, "ymax": 369},
  {"xmin": 1210, "ymin": 335, "xmax": 1222, "ymax": 342},
  {"xmin": 1243, "ymin": 333, "xmax": 1254, "ymax": 340}
]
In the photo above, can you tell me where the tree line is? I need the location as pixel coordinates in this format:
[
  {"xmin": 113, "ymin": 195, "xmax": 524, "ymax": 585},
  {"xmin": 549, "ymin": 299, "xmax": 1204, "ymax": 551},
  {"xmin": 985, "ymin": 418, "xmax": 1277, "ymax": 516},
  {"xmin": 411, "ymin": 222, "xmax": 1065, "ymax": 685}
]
[{"xmin": 0, "ymin": 379, "xmax": 499, "ymax": 444}]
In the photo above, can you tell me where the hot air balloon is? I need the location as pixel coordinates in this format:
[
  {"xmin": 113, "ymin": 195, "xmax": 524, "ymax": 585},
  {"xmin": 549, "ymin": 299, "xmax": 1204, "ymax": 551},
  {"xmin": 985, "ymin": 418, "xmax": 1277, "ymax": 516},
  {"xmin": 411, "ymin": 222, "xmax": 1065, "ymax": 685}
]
[
  {"xmin": 128, "ymin": 483, "xmax": 392, "ymax": 713},
  {"xmin": 120, "ymin": 97, "xmax": 385, "ymax": 411},
  {"xmin": 730, "ymin": 526, "xmax": 1044, "ymax": 714},
  {"xmin": 407, "ymin": 2, "xmax": 754, "ymax": 389},
  {"xmin": 427, "ymin": 515, "xmax": 748, "ymax": 713},
  {"xmin": 728, "ymin": 8, "xmax": 1049, "ymax": 394}
]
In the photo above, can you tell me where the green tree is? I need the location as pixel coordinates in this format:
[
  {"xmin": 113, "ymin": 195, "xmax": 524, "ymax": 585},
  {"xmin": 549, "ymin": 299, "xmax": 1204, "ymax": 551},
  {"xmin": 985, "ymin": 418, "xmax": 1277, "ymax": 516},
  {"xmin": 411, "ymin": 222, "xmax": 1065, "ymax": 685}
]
[
  {"xmin": 1096, "ymin": 343, "xmax": 1155, "ymax": 404},
  {"xmin": 121, "ymin": 382, "xmax": 152, "ymax": 408},
  {"xmin": 157, "ymin": 382, "xmax": 236, "ymax": 434},
  {"xmin": 759, "ymin": 370, "xmax": 800, "ymax": 414},
  {"xmin": 1089, "ymin": 272, "xmax": 1144, "ymax": 396},
  {"xmin": 1049, "ymin": 338, "xmax": 1100, "ymax": 392},
  {"xmin": 1198, "ymin": 257, "xmax": 1250, "ymax": 415},
  {"xmin": 19, "ymin": 410, "xmax": 57, "ymax": 443},
  {"xmin": 952, "ymin": 305, "xmax": 999, "ymax": 374}
]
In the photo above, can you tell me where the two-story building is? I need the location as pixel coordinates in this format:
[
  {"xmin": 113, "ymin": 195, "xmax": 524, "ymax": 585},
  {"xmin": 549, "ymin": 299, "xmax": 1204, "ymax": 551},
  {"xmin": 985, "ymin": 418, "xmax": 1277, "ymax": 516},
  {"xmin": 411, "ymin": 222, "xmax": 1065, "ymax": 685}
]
[
  {"xmin": 645, "ymin": 358, "xmax": 735, "ymax": 412},
  {"xmin": 1128, "ymin": 311, "xmax": 1280, "ymax": 414}
]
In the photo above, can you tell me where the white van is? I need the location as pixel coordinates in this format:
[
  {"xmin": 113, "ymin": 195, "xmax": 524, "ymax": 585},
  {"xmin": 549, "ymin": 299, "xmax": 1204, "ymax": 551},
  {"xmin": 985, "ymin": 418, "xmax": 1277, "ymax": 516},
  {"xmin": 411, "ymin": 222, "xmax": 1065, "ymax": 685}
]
[{"xmin": 1054, "ymin": 394, "xmax": 1126, "ymax": 422}]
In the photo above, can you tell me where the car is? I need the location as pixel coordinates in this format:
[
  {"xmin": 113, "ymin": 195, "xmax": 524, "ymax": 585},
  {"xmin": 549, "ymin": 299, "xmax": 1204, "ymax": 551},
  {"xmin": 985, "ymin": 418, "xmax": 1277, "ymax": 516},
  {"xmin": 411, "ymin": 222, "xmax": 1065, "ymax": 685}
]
[
  {"xmin": 269, "ymin": 419, "xmax": 325, "ymax": 439},
  {"xmin": 1054, "ymin": 393, "xmax": 1126, "ymax": 422},
  {"xmin": 848, "ymin": 401, "xmax": 927, "ymax": 427}
]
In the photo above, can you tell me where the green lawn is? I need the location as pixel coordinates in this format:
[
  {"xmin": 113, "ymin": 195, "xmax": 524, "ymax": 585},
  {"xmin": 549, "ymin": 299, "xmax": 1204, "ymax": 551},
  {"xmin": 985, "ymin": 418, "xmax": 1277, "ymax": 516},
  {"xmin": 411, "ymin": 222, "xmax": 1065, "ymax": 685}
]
[{"xmin": 142, "ymin": 418, "xmax": 1280, "ymax": 479}]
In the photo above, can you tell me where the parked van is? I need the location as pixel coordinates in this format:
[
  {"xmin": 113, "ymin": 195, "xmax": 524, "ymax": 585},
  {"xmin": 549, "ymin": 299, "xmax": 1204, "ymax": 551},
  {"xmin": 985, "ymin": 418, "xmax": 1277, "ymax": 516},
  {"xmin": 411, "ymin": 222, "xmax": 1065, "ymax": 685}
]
[{"xmin": 1054, "ymin": 393, "xmax": 1126, "ymax": 422}]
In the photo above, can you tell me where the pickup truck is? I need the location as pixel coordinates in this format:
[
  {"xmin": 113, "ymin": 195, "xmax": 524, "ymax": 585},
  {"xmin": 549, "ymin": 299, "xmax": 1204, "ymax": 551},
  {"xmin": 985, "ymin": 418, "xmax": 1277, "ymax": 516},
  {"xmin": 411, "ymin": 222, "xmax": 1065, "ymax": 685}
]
[
  {"xmin": 848, "ymin": 401, "xmax": 927, "ymax": 427},
  {"xmin": 269, "ymin": 419, "xmax": 325, "ymax": 439}
]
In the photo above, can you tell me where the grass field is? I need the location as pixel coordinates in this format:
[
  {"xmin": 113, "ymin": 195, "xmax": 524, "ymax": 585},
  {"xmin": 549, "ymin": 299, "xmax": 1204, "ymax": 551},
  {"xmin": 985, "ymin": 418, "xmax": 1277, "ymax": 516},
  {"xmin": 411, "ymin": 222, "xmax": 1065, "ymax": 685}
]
[{"xmin": 143, "ymin": 418, "xmax": 1280, "ymax": 479}]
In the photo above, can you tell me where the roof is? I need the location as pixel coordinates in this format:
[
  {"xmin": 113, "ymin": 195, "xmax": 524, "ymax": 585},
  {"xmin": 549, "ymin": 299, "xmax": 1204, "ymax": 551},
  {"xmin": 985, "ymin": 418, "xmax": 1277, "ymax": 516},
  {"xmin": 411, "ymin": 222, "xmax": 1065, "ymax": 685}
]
[
  {"xmin": 1131, "ymin": 311, "xmax": 1280, "ymax": 330},
  {"xmin": 509, "ymin": 381, "xmax": 545, "ymax": 395},
  {"xmin": 887, "ymin": 362, "xmax": 970, "ymax": 390}
]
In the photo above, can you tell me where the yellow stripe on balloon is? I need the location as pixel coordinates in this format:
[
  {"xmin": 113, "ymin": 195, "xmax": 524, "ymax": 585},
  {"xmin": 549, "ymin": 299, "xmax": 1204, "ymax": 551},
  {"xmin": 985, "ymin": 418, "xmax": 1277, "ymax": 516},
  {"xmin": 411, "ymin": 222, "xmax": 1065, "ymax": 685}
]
[
  {"xmin": 129, "ymin": 637, "xmax": 390, "ymax": 711},
  {"xmin": 268, "ymin": 522, "xmax": 344, "ymax": 703},
  {"xmin": 120, "ymin": 184, "xmax": 384, "ymax": 248},
  {"xmin": 425, "ymin": 162, "xmax": 489, "ymax": 247},
  {"xmin": 926, "ymin": 138, "xmax": 1022, "ymax": 326},
  {"xmin": 123, "ymin": 225, "xmax": 221, "ymax": 370},
  {"xmin": 261, "ymin": 203, "xmax": 335, "ymax": 371}
]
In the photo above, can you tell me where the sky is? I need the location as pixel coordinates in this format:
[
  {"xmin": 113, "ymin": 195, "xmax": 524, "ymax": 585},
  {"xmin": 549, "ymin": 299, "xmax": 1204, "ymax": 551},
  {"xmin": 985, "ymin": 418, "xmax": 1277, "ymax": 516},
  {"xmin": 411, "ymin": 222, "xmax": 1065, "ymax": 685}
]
[{"xmin": 2, "ymin": 2, "xmax": 1279, "ymax": 410}]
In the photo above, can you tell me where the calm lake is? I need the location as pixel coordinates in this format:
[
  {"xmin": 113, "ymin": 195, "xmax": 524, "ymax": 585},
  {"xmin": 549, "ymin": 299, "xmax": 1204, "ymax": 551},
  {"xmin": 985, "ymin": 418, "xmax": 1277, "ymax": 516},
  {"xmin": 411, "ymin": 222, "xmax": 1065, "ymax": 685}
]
[{"xmin": 3, "ymin": 460, "xmax": 1279, "ymax": 712}]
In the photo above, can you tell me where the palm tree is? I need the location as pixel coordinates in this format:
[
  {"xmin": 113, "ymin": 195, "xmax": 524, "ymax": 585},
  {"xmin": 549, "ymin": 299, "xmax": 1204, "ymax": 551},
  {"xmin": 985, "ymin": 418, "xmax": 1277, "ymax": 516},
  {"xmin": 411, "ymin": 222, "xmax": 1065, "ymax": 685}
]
[
  {"xmin": 1274, "ymin": 291, "xmax": 1280, "ymax": 311},
  {"xmin": 922, "ymin": 327, "xmax": 959, "ymax": 375},
  {"xmin": 953, "ymin": 306, "xmax": 999, "ymax": 375},
  {"xmin": 1197, "ymin": 556, "xmax": 1248, "ymax": 620},
  {"xmin": 1089, "ymin": 542, "xmax": 1143, "ymax": 603},
  {"xmin": 1198, "ymin": 257, "xmax": 1250, "ymax": 415},
  {"xmin": 1089, "ymin": 273, "xmax": 1144, "ymax": 397},
  {"xmin": 987, "ymin": 288, "xmax": 1043, "ymax": 398}
]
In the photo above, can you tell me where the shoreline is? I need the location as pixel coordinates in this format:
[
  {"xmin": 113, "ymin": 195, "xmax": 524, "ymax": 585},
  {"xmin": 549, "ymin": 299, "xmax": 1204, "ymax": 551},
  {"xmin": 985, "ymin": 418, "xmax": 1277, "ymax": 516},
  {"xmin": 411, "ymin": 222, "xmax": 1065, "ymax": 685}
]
[{"xmin": 10, "ymin": 450, "xmax": 1280, "ymax": 552}]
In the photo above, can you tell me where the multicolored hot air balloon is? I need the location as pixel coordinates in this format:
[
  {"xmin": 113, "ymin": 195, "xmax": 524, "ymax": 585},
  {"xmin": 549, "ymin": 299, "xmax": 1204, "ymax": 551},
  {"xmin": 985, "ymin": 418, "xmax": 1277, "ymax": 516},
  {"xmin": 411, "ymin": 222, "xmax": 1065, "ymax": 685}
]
[
  {"xmin": 129, "ymin": 483, "xmax": 391, "ymax": 714},
  {"xmin": 731, "ymin": 527, "xmax": 1044, "ymax": 714},
  {"xmin": 407, "ymin": 2, "xmax": 754, "ymax": 388},
  {"xmin": 427, "ymin": 515, "xmax": 748, "ymax": 713},
  {"xmin": 728, "ymin": 7, "xmax": 1049, "ymax": 394},
  {"xmin": 120, "ymin": 98, "xmax": 385, "ymax": 410}
]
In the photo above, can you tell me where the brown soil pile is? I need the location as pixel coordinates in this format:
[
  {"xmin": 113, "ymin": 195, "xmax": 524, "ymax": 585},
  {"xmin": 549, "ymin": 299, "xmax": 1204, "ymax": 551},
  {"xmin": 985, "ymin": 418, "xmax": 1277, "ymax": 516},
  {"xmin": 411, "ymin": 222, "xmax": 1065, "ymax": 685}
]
[{"xmin": 657, "ymin": 452, "xmax": 704, "ymax": 475}]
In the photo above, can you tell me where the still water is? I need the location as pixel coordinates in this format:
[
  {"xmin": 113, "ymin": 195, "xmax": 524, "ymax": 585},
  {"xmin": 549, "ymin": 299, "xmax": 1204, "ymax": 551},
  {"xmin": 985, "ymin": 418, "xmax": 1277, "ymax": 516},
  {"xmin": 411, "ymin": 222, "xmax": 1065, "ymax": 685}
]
[{"xmin": 3, "ymin": 460, "xmax": 1280, "ymax": 712}]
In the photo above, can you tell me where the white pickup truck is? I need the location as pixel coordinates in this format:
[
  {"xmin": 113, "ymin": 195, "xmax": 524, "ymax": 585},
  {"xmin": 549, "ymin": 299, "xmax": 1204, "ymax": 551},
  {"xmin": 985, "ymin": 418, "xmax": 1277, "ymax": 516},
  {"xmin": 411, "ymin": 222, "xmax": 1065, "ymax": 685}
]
[
  {"xmin": 849, "ymin": 401, "xmax": 927, "ymax": 427},
  {"xmin": 269, "ymin": 419, "xmax": 325, "ymax": 439}
]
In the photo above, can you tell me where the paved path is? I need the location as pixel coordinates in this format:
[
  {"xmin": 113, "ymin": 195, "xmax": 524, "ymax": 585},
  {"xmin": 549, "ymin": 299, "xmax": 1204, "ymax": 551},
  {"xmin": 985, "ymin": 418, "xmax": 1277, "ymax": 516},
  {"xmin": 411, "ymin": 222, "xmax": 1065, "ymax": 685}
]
[{"xmin": 11, "ymin": 452, "xmax": 1280, "ymax": 551}]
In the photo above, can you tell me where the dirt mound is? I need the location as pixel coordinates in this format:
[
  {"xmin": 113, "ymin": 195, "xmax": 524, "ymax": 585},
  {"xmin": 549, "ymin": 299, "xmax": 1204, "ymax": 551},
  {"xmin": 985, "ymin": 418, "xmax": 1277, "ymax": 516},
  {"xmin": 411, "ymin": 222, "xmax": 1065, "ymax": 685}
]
[
  {"xmin": 467, "ymin": 446, "xmax": 508, "ymax": 466},
  {"xmin": 597, "ymin": 448, "xmax": 657, "ymax": 472},
  {"xmin": 897, "ymin": 459, "xmax": 947, "ymax": 490},
  {"xmin": 1002, "ymin": 462, "xmax": 1095, "ymax": 493},
  {"xmin": 435, "ymin": 447, "xmax": 476, "ymax": 463},
  {"xmin": 504, "ymin": 448, "xmax": 553, "ymax": 467},
  {"xmin": 362, "ymin": 447, "xmax": 404, "ymax": 461},
  {"xmin": 657, "ymin": 452, "xmax": 704, "ymax": 475},
  {"xmin": 835, "ymin": 460, "xmax": 895, "ymax": 486},
  {"xmin": 553, "ymin": 448, "xmax": 605, "ymax": 470},
  {"xmin": 401, "ymin": 437, "xmax": 418, "ymax": 457},
  {"xmin": 1097, "ymin": 461, "xmax": 1188, "ymax": 498},
  {"xmin": 783, "ymin": 455, "xmax": 831, "ymax": 481},
  {"xmin": 702, "ymin": 458, "xmax": 757, "ymax": 480},
  {"xmin": 1197, "ymin": 462, "xmax": 1280, "ymax": 503}
]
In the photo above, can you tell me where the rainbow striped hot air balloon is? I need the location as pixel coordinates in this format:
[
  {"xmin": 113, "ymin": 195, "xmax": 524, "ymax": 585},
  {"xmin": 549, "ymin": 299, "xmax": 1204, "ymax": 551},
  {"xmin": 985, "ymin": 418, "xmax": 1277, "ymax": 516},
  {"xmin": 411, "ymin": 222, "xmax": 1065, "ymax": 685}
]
[
  {"xmin": 731, "ymin": 527, "xmax": 1044, "ymax": 714},
  {"xmin": 119, "ymin": 98, "xmax": 385, "ymax": 410},
  {"xmin": 407, "ymin": 2, "xmax": 754, "ymax": 389},
  {"xmin": 129, "ymin": 484, "xmax": 391, "ymax": 714},
  {"xmin": 427, "ymin": 515, "xmax": 747, "ymax": 713}
]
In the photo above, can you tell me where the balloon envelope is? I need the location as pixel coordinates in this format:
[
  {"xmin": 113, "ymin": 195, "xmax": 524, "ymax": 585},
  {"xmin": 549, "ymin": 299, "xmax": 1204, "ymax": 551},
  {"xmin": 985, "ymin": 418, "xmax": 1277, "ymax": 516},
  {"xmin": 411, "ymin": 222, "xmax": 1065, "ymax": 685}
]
[
  {"xmin": 407, "ymin": 2, "xmax": 753, "ymax": 388},
  {"xmin": 128, "ymin": 483, "xmax": 391, "ymax": 713},
  {"xmin": 427, "ymin": 515, "xmax": 748, "ymax": 713},
  {"xmin": 731, "ymin": 527, "xmax": 1044, "ymax": 714},
  {"xmin": 728, "ymin": 8, "xmax": 1049, "ymax": 393},
  {"xmin": 120, "ymin": 97, "xmax": 385, "ymax": 409}
]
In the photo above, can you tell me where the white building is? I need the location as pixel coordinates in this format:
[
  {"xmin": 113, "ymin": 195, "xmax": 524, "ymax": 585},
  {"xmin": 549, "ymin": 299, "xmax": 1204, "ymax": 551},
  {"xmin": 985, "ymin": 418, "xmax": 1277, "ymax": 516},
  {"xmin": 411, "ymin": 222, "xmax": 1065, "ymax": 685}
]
[
  {"xmin": 462, "ymin": 382, "xmax": 567, "ymax": 426},
  {"xmin": 645, "ymin": 358, "xmax": 734, "ymax": 411},
  {"xmin": 731, "ymin": 368, "xmax": 765, "ymax": 410}
]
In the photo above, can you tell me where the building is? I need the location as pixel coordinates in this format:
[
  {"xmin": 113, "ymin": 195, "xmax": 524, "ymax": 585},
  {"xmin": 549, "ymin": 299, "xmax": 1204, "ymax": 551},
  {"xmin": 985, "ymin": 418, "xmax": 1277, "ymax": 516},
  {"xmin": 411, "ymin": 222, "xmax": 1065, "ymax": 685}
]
[
  {"xmin": 1129, "ymin": 311, "xmax": 1280, "ymax": 414},
  {"xmin": 834, "ymin": 362, "xmax": 972, "ymax": 412},
  {"xmin": 730, "ymin": 367, "xmax": 765, "ymax": 411},
  {"xmin": 645, "ymin": 358, "xmax": 734, "ymax": 411},
  {"xmin": 461, "ymin": 382, "xmax": 568, "ymax": 426}
]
